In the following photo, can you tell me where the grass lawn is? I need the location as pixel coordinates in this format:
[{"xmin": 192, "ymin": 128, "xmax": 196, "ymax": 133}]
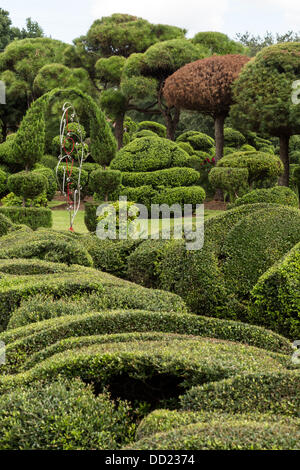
[{"xmin": 52, "ymin": 209, "xmax": 224, "ymax": 234}]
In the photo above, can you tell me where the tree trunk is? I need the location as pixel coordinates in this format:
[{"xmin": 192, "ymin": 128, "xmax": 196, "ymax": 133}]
[
  {"xmin": 214, "ymin": 114, "xmax": 226, "ymax": 161},
  {"xmin": 165, "ymin": 108, "xmax": 180, "ymax": 141},
  {"xmin": 114, "ymin": 113, "xmax": 125, "ymax": 150},
  {"xmin": 278, "ymin": 135, "xmax": 290, "ymax": 187}
]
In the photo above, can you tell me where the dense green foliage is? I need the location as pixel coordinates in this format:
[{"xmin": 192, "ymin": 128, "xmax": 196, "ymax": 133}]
[
  {"xmin": 0, "ymin": 207, "xmax": 52, "ymax": 230},
  {"xmin": 251, "ymin": 241, "xmax": 300, "ymax": 337},
  {"xmin": 209, "ymin": 167, "xmax": 249, "ymax": 201},
  {"xmin": 0, "ymin": 379, "xmax": 134, "ymax": 450},
  {"xmin": 230, "ymin": 186, "xmax": 299, "ymax": 209}
]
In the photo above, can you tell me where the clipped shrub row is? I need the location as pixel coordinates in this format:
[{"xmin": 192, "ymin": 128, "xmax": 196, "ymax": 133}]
[
  {"xmin": 230, "ymin": 186, "xmax": 299, "ymax": 209},
  {"xmin": 121, "ymin": 167, "xmax": 200, "ymax": 188},
  {"xmin": 0, "ymin": 336, "xmax": 286, "ymax": 395},
  {"xmin": 251, "ymin": 241, "xmax": 300, "ymax": 338},
  {"xmin": 127, "ymin": 419, "xmax": 300, "ymax": 450},
  {"xmin": 0, "ymin": 229, "xmax": 93, "ymax": 267},
  {"xmin": 0, "ymin": 310, "xmax": 292, "ymax": 376},
  {"xmin": 0, "ymin": 206, "xmax": 52, "ymax": 230},
  {"xmin": 0, "ymin": 378, "xmax": 134, "ymax": 450},
  {"xmin": 180, "ymin": 371, "xmax": 300, "ymax": 416}
]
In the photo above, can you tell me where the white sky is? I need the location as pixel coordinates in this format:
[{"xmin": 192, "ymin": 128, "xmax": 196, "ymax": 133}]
[{"xmin": 1, "ymin": 0, "xmax": 300, "ymax": 44}]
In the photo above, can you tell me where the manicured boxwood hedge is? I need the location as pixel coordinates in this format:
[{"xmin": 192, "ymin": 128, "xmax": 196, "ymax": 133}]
[
  {"xmin": 0, "ymin": 229, "xmax": 93, "ymax": 267},
  {"xmin": 180, "ymin": 371, "xmax": 300, "ymax": 416},
  {"xmin": 127, "ymin": 419, "xmax": 300, "ymax": 450},
  {"xmin": 159, "ymin": 204, "xmax": 300, "ymax": 319},
  {"xmin": 127, "ymin": 240, "xmax": 172, "ymax": 288},
  {"xmin": 84, "ymin": 202, "xmax": 99, "ymax": 232},
  {"xmin": 153, "ymin": 186, "xmax": 206, "ymax": 207},
  {"xmin": 229, "ymin": 186, "xmax": 299, "ymax": 209},
  {"xmin": 0, "ymin": 336, "xmax": 286, "ymax": 395},
  {"xmin": 0, "ymin": 213, "xmax": 14, "ymax": 237},
  {"xmin": 135, "ymin": 409, "xmax": 299, "ymax": 441},
  {"xmin": 8, "ymin": 285, "xmax": 187, "ymax": 330},
  {"xmin": 0, "ymin": 311, "xmax": 292, "ymax": 375},
  {"xmin": 0, "ymin": 258, "xmax": 70, "ymax": 275},
  {"xmin": 121, "ymin": 167, "xmax": 200, "ymax": 188},
  {"xmin": 110, "ymin": 137, "xmax": 189, "ymax": 172},
  {"xmin": 176, "ymin": 131, "xmax": 214, "ymax": 152},
  {"xmin": 83, "ymin": 235, "xmax": 141, "ymax": 278},
  {"xmin": 221, "ymin": 206, "xmax": 300, "ymax": 301},
  {"xmin": 251, "ymin": 241, "xmax": 300, "ymax": 338},
  {"xmin": 0, "ymin": 378, "xmax": 134, "ymax": 450},
  {"xmin": 0, "ymin": 206, "xmax": 52, "ymax": 230}
]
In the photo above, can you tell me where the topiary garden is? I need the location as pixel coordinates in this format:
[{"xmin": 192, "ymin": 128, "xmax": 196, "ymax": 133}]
[{"xmin": 0, "ymin": 10, "xmax": 299, "ymax": 452}]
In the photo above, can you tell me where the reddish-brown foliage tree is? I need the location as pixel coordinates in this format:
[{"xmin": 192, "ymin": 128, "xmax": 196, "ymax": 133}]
[{"xmin": 163, "ymin": 54, "xmax": 250, "ymax": 160}]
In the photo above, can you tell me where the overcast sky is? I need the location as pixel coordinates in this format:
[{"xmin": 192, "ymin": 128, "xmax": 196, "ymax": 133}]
[{"xmin": 2, "ymin": 0, "xmax": 300, "ymax": 44}]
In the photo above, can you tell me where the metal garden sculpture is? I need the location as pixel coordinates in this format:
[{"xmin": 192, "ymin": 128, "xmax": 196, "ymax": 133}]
[{"xmin": 56, "ymin": 102, "xmax": 89, "ymax": 231}]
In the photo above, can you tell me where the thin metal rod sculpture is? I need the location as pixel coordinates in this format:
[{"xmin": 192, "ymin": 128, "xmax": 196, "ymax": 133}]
[{"xmin": 56, "ymin": 102, "xmax": 88, "ymax": 231}]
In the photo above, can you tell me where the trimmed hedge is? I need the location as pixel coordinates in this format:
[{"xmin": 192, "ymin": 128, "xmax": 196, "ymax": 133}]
[
  {"xmin": 127, "ymin": 240, "xmax": 172, "ymax": 288},
  {"xmin": 33, "ymin": 166, "xmax": 58, "ymax": 201},
  {"xmin": 0, "ymin": 213, "xmax": 14, "ymax": 237},
  {"xmin": 159, "ymin": 204, "xmax": 300, "ymax": 319},
  {"xmin": 0, "ymin": 311, "xmax": 292, "ymax": 376},
  {"xmin": 83, "ymin": 236, "xmax": 141, "ymax": 278},
  {"xmin": 135, "ymin": 409, "xmax": 299, "ymax": 441},
  {"xmin": 121, "ymin": 167, "xmax": 200, "ymax": 188},
  {"xmin": 22, "ymin": 332, "xmax": 194, "ymax": 372},
  {"xmin": 110, "ymin": 137, "xmax": 189, "ymax": 172},
  {"xmin": 7, "ymin": 171, "xmax": 48, "ymax": 200},
  {"xmin": 0, "ymin": 378, "xmax": 134, "ymax": 450},
  {"xmin": 8, "ymin": 286, "xmax": 187, "ymax": 330},
  {"xmin": 180, "ymin": 371, "xmax": 300, "ymax": 416},
  {"xmin": 217, "ymin": 151, "xmax": 283, "ymax": 185},
  {"xmin": 0, "ymin": 206, "xmax": 52, "ymax": 230},
  {"xmin": 0, "ymin": 258, "xmax": 74, "ymax": 275},
  {"xmin": 221, "ymin": 206, "xmax": 300, "ymax": 301},
  {"xmin": 0, "ymin": 336, "xmax": 286, "ymax": 395},
  {"xmin": 251, "ymin": 241, "xmax": 300, "ymax": 338},
  {"xmin": 176, "ymin": 131, "xmax": 214, "ymax": 151},
  {"xmin": 0, "ymin": 229, "xmax": 93, "ymax": 267},
  {"xmin": 208, "ymin": 167, "xmax": 249, "ymax": 200},
  {"xmin": 137, "ymin": 121, "xmax": 167, "ymax": 138},
  {"xmin": 127, "ymin": 419, "xmax": 300, "ymax": 450},
  {"xmin": 153, "ymin": 186, "xmax": 206, "ymax": 207},
  {"xmin": 0, "ymin": 271, "xmax": 106, "ymax": 331},
  {"xmin": 84, "ymin": 202, "xmax": 99, "ymax": 232},
  {"xmin": 224, "ymin": 127, "xmax": 246, "ymax": 148},
  {"xmin": 230, "ymin": 186, "xmax": 299, "ymax": 209}
]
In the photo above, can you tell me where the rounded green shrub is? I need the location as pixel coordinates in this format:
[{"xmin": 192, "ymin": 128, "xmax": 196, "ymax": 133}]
[
  {"xmin": 89, "ymin": 169, "xmax": 122, "ymax": 201},
  {"xmin": 0, "ymin": 229, "xmax": 92, "ymax": 268},
  {"xmin": 208, "ymin": 167, "xmax": 249, "ymax": 201},
  {"xmin": 40, "ymin": 154, "xmax": 58, "ymax": 170},
  {"xmin": 33, "ymin": 166, "xmax": 57, "ymax": 201},
  {"xmin": 217, "ymin": 151, "xmax": 283, "ymax": 185},
  {"xmin": 127, "ymin": 240, "xmax": 171, "ymax": 288},
  {"xmin": 0, "ymin": 206, "xmax": 52, "ymax": 230},
  {"xmin": 122, "ymin": 167, "xmax": 200, "ymax": 188},
  {"xmin": 181, "ymin": 371, "xmax": 300, "ymax": 416},
  {"xmin": 117, "ymin": 185, "xmax": 157, "ymax": 211},
  {"xmin": 137, "ymin": 121, "xmax": 167, "ymax": 138},
  {"xmin": 0, "ymin": 378, "xmax": 134, "ymax": 450},
  {"xmin": 230, "ymin": 186, "xmax": 299, "ymax": 209},
  {"xmin": 0, "ymin": 213, "xmax": 14, "ymax": 237},
  {"xmin": 131, "ymin": 130, "xmax": 157, "ymax": 140},
  {"xmin": 153, "ymin": 186, "xmax": 206, "ymax": 207},
  {"xmin": 8, "ymin": 171, "xmax": 48, "ymax": 200},
  {"xmin": 224, "ymin": 127, "xmax": 246, "ymax": 148},
  {"xmin": 127, "ymin": 418, "xmax": 300, "ymax": 450},
  {"xmin": 176, "ymin": 141, "xmax": 194, "ymax": 155},
  {"xmin": 110, "ymin": 136, "xmax": 189, "ymax": 172},
  {"xmin": 221, "ymin": 206, "xmax": 300, "ymax": 301},
  {"xmin": 83, "ymin": 235, "xmax": 141, "ymax": 278},
  {"xmin": 251, "ymin": 241, "xmax": 300, "ymax": 338},
  {"xmin": 176, "ymin": 131, "xmax": 214, "ymax": 151}
]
